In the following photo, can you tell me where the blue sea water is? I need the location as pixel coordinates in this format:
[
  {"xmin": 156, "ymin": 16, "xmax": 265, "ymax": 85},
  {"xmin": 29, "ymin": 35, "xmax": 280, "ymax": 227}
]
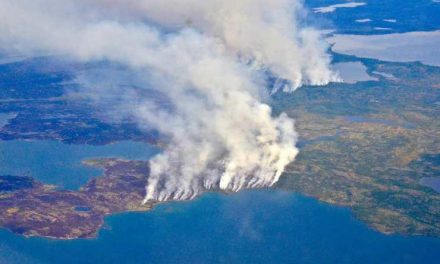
[
  {"xmin": 0, "ymin": 140, "xmax": 160, "ymax": 190},
  {"xmin": 0, "ymin": 190, "xmax": 439, "ymax": 264}
]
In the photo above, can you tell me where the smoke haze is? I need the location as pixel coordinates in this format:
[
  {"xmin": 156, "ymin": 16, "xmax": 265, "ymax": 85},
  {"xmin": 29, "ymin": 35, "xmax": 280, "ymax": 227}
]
[{"xmin": 0, "ymin": 0, "xmax": 338, "ymax": 202}]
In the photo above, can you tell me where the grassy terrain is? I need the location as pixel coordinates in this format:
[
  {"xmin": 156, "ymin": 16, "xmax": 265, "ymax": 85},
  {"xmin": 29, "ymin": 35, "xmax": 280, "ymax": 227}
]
[{"xmin": 275, "ymin": 57, "xmax": 440, "ymax": 236}]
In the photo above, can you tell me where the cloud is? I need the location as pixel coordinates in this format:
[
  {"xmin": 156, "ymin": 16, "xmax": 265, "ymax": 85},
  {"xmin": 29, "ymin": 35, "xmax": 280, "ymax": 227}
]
[{"xmin": 0, "ymin": 0, "xmax": 338, "ymax": 202}]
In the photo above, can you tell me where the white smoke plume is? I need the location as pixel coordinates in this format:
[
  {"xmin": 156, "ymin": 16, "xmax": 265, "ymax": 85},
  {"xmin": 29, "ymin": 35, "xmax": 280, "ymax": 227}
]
[{"xmin": 0, "ymin": 0, "xmax": 338, "ymax": 202}]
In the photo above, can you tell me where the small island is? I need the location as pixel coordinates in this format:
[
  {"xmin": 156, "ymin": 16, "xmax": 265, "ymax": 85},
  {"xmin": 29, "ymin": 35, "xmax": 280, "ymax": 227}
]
[{"xmin": 0, "ymin": 159, "xmax": 154, "ymax": 239}]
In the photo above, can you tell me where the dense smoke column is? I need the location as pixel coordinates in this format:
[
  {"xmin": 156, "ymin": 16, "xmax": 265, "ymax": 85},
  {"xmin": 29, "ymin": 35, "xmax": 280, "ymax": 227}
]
[{"xmin": 0, "ymin": 0, "xmax": 339, "ymax": 203}]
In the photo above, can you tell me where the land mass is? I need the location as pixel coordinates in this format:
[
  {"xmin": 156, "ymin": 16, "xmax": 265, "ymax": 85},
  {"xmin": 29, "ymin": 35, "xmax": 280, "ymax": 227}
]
[
  {"xmin": 0, "ymin": 55, "xmax": 439, "ymax": 239},
  {"xmin": 275, "ymin": 56, "xmax": 440, "ymax": 236},
  {"xmin": 0, "ymin": 159, "xmax": 153, "ymax": 239}
]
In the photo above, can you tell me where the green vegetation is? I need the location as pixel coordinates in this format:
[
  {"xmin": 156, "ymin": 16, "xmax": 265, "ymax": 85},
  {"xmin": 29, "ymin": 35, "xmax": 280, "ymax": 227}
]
[{"xmin": 275, "ymin": 57, "xmax": 440, "ymax": 236}]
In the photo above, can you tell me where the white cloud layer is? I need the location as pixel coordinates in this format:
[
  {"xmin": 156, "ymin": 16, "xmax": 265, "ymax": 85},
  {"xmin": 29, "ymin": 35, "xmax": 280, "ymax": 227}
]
[{"xmin": 0, "ymin": 0, "xmax": 338, "ymax": 202}]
